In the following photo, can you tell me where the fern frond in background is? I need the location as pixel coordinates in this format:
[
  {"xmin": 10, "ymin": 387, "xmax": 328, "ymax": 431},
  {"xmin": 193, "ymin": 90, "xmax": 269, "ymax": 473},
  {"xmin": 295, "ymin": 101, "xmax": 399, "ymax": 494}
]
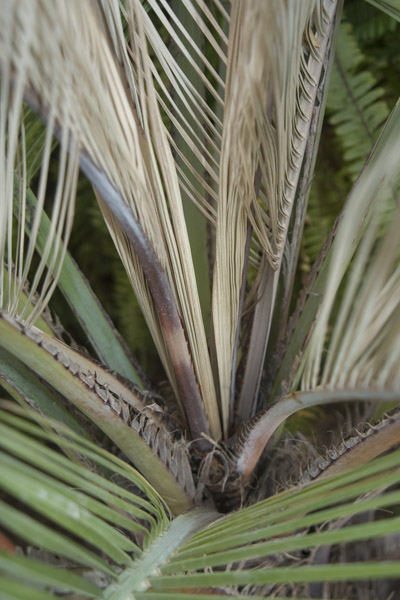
[
  {"xmin": 326, "ymin": 19, "xmax": 390, "ymax": 180},
  {"xmin": 301, "ymin": 1, "xmax": 399, "ymax": 266},
  {"xmin": 347, "ymin": 0, "xmax": 398, "ymax": 40},
  {"xmin": 364, "ymin": 0, "xmax": 400, "ymax": 22}
]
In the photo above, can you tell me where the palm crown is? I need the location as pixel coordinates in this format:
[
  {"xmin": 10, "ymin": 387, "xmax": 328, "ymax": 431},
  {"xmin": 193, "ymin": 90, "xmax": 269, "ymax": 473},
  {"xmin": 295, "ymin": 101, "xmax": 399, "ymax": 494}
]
[{"xmin": 0, "ymin": 0, "xmax": 400, "ymax": 598}]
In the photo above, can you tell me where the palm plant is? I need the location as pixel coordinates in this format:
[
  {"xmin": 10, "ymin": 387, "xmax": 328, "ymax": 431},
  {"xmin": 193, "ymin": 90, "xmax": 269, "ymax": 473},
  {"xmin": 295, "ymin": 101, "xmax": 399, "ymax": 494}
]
[{"xmin": 0, "ymin": 0, "xmax": 400, "ymax": 598}]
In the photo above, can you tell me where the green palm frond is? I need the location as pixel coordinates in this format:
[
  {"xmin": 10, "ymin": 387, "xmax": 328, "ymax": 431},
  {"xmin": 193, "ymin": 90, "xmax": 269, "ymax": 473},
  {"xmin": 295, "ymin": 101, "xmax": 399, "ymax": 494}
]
[
  {"xmin": 1, "ymin": 403, "xmax": 400, "ymax": 599},
  {"xmin": 0, "ymin": 1, "xmax": 400, "ymax": 598},
  {"xmin": 159, "ymin": 449, "xmax": 400, "ymax": 589},
  {"xmin": 113, "ymin": 266, "xmax": 159, "ymax": 378},
  {"xmin": 0, "ymin": 314, "xmax": 195, "ymax": 514},
  {"xmin": 29, "ymin": 191, "xmax": 142, "ymax": 383},
  {"xmin": 0, "ymin": 404, "xmax": 170, "ymax": 597}
]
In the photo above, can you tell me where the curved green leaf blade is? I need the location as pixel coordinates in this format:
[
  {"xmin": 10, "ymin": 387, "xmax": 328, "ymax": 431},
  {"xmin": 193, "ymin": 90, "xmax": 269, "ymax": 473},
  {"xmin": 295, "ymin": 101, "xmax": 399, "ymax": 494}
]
[
  {"xmin": 104, "ymin": 509, "xmax": 218, "ymax": 600},
  {"xmin": 0, "ymin": 500, "xmax": 114, "ymax": 575},
  {"xmin": 0, "ymin": 576, "xmax": 57, "ymax": 600},
  {"xmin": 0, "ymin": 347, "xmax": 87, "ymax": 436},
  {"xmin": 165, "ymin": 515, "xmax": 400, "ymax": 572},
  {"xmin": 364, "ymin": 0, "xmax": 400, "ymax": 21},
  {"xmin": 155, "ymin": 450, "xmax": 400, "ymax": 593},
  {"xmin": 0, "ymin": 552, "xmax": 102, "ymax": 598},
  {"xmin": 0, "ymin": 406, "xmax": 166, "ymax": 524},
  {"xmin": 0, "ymin": 454, "xmax": 137, "ymax": 564},
  {"xmin": 150, "ymin": 562, "xmax": 400, "ymax": 588},
  {"xmin": 22, "ymin": 187, "xmax": 142, "ymax": 385},
  {"xmin": 0, "ymin": 420, "xmax": 149, "ymax": 537},
  {"xmin": 0, "ymin": 314, "xmax": 194, "ymax": 515}
]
